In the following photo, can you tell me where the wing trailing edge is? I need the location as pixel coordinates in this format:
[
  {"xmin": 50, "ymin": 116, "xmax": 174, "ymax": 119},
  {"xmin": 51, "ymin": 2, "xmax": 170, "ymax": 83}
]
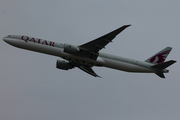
[{"xmin": 78, "ymin": 66, "xmax": 101, "ymax": 78}]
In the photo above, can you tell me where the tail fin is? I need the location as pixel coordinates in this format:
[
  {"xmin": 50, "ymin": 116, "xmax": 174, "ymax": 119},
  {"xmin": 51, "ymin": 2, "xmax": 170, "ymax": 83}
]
[
  {"xmin": 145, "ymin": 47, "xmax": 172, "ymax": 64},
  {"xmin": 151, "ymin": 60, "xmax": 176, "ymax": 78}
]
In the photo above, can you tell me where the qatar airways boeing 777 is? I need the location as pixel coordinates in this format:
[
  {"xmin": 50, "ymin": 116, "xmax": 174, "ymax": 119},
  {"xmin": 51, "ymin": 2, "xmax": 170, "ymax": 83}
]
[{"xmin": 3, "ymin": 25, "xmax": 176, "ymax": 78}]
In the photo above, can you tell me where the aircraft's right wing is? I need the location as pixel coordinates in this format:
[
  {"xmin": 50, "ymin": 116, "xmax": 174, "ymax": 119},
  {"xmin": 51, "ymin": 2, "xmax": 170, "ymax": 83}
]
[
  {"xmin": 77, "ymin": 25, "xmax": 131, "ymax": 59},
  {"xmin": 79, "ymin": 25, "xmax": 131, "ymax": 53},
  {"xmin": 68, "ymin": 25, "xmax": 131, "ymax": 77}
]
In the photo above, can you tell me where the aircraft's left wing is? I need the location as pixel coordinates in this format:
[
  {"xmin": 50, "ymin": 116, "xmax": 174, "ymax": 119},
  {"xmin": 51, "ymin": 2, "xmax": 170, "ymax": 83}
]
[
  {"xmin": 78, "ymin": 65, "xmax": 101, "ymax": 78},
  {"xmin": 70, "ymin": 62, "xmax": 101, "ymax": 77},
  {"xmin": 79, "ymin": 25, "xmax": 131, "ymax": 54}
]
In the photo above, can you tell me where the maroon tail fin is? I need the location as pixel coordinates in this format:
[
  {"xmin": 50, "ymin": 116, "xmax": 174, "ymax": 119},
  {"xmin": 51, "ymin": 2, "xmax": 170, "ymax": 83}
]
[{"xmin": 145, "ymin": 47, "xmax": 172, "ymax": 64}]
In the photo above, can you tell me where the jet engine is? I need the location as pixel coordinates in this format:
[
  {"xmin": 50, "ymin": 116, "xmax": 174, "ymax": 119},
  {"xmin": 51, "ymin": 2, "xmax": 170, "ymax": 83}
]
[
  {"xmin": 56, "ymin": 60, "xmax": 74, "ymax": 70},
  {"xmin": 63, "ymin": 43, "xmax": 80, "ymax": 54}
]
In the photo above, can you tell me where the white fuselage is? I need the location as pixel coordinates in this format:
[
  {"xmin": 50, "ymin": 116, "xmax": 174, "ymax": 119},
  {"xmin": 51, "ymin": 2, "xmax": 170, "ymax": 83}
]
[{"xmin": 3, "ymin": 35, "xmax": 156, "ymax": 73}]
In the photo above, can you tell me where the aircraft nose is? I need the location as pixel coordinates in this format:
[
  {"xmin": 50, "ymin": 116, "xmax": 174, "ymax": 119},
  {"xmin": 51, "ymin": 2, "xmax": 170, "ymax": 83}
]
[
  {"xmin": 3, "ymin": 36, "xmax": 14, "ymax": 45},
  {"xmin": 3, "ymin": 37, "xmax": 9, "ymax": 43}
]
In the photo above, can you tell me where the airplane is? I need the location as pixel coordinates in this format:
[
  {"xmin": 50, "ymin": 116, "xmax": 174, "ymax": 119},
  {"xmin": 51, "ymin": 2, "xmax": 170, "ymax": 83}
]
[{"xmin": 3, "ymin": 25, "xmax": 176, "ymax": 78}]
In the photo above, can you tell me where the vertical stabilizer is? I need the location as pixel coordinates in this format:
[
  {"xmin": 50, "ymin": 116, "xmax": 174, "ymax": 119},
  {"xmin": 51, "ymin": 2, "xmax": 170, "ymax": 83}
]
[{"xmin": 145, "ymin": 47, "xmax": 172, "ymax": 64}]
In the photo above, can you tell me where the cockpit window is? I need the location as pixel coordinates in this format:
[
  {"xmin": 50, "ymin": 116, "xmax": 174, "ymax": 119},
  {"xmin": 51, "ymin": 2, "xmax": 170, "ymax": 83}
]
[{"xmin": 5, "ymin": 35, "xmax": 20, "ymax": 39}]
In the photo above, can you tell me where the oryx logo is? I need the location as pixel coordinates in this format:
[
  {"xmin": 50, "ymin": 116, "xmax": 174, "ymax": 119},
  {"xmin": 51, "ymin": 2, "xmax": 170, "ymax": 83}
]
[{"xmin": 150, "ymin": 50, "xmax": 171, "ymax": 64}]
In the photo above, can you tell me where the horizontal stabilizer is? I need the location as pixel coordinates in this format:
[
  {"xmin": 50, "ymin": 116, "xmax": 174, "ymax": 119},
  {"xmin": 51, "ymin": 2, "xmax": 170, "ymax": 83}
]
[
  {"xmin": 151, "ymin": 60, "xmax": 176, "ymax": 70},
  {"xmin": 155, "ymin": 72, "xmax": 165, "ymax": 78},
  {"xmin": 152, "ymin": 60, "xmax": 176, "ymax": 79}
]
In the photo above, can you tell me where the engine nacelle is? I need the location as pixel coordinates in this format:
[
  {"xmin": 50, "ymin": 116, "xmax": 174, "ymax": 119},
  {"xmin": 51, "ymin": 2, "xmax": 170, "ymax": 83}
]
[
  {"xmin": 56, "ymin": 60, "xmax": 74, "ymax": 70},
  {"xmin": 63, "ymin": 43, "xmax": 80, "ymax": 54}
]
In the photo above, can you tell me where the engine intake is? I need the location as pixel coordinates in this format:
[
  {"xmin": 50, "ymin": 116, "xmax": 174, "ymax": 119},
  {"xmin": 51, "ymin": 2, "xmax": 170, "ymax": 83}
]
[
  {"xmin": 63, "ymin": 43, "xmax": 80, "ymax": 54},
  {"xmin": 56, "ymin": 60, "xmax": 74, "ymax": 70}
]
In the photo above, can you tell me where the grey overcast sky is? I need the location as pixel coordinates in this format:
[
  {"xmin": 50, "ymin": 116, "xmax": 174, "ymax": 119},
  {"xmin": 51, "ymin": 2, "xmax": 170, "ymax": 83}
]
[{"xmin": 0, "ymin": 0, "xmax": 180, "ymax": 120}]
